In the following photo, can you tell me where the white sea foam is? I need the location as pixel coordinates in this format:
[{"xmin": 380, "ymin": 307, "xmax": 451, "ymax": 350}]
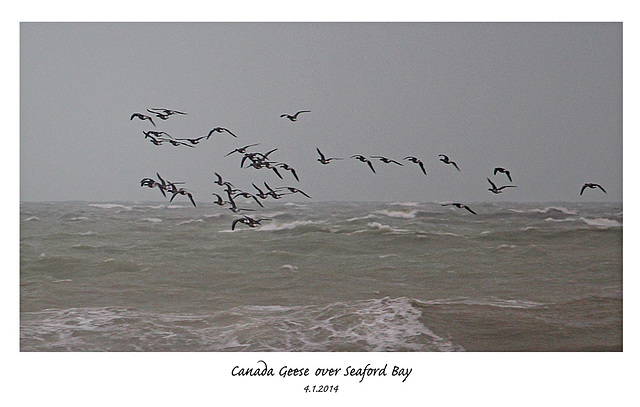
[
  {"xmin": 389, "ymin": 202, "xmax": 420, "ymax": 207},
  {"xmin": 374, "ymin": 209, "xmax": 418, "ymax": 219},
  {"xmin": 258, "ymin": 220, "xmax": 326, "ymax": 231},
  {"xmin": 366, "ymin": 222, "xmax": 410, "ymax": 233},
  {"xmin": 509, "ymin": 206, "xmax": 577, "ymax": 215},
  {"xmin": 77, "ymin": 231, "xmax": 97, "ymax": 235},
  {"xmin": 177, "ymin": 219, "xmax": 204, "ymax": 226},
  {"xmin": 68, "ymin": 216, "xmax": 90, "ymax": 221},
  {"xmin": 141, "ymin": 218, "xmax": 163, "ymax": 223},
  {"xmin": 89, "ymin": 203, "xmax": 132, "ymax": 211},
  {"xmin": 580, "ymin": 217, "xmax": 622, "ymax": 228},
  {"xmin": 346, "ymin": 214, "xmax": 376, "ymax": 222},
  {"xmin": 544, "ymin": 217, "xmax": 578, "ymax": 222},
  {"xmin": 280, "ymin": 264, "xmax": 299, "ymax": 272},
  {"xmin": 24, "ymin": 216, "xmax": 40, "ymax": 221}
]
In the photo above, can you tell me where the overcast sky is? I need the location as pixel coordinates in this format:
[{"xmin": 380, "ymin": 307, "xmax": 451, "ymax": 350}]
[{"xmin": 20, "ymin": 22, "xmax": 622, "ymax": 203}]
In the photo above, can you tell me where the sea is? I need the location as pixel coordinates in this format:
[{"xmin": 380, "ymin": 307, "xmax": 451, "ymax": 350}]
[{"xmin": 20, "ymin": 200, "xmax": 622, "ymax": 352}]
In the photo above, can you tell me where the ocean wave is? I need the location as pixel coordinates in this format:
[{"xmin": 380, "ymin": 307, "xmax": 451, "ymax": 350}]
[
  {"xmin": 24, "ymin": 216, "xmax": 40, "ymax": 221},
  {"xmin": 141, "ymin": 218, "xmax": 163, "ymax": 223},
  {"xmin": 366, "ymin": 222, "xmax": 410, "ymax": 233},
  {"xmin": 416, "ymin": 297, "xmax": 544, "ymax": 309},
  {"xmin": 509, "ymin": 206, "xmax": 577, "ymax": 215},
  {"xmin": 579, "ymin": 217, "xmax": 622, "ymax": 228},
  {"xmin": 89, "ymin": 203, "xmax": 133, "ymax": 211},
  {"xmin": 544, "ymin": 217, "xmax": 578, "ymax": 223},
  {"xmin": 388, "ymin": 202, "xmax": 421, "ymax": 207},
  {"xmin": 374, "ymin": 209, "xmax": 418, "ymax": 219},
  {"xmin": 258, "ymin": 220, "xmax": 327, "ymax": 232},
  {"xmin": 20, "ymin": 298, "xmax": 464, "ymax": 351},
  {"xmin": 176, "ymin": 219, "xmax": 204, "ymax": 226}
]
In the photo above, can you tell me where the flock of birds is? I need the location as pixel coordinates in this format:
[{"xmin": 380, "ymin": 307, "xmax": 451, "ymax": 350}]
[{"xmin": 131, "ymin": 108, "xmax": 607, "ymax": 228}]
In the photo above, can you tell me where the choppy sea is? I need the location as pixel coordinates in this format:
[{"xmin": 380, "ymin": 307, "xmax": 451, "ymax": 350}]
[{"xmin": 20, "ymin": 201, "xmax": 622, "ymax": 351}]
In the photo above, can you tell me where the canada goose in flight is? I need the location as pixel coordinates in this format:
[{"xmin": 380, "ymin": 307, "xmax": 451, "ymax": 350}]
[
  {"xmin": 403, "ymin": 156, "xmax": 427, "ymax": 175},
  {"xmin": 225, "ymin": 143, "xmax": 260, "ymax": 157},
  {"xmin": 176, "ymin": 136, "xmax": 206, "ymax": 145},
  {"xmin": 370, "ymin": 156, "xmax": 404, "ymax": 166},
  {"xmin": 317, "ymin": 148, "xmax": 342, "ymax": 164},
  {"xmin": 140, "ymin": 177, "xmax": 167, "ymax": 197},
  {"xmin": 351, "ymin": 155, "xmax": 376, "ymax": 173},
  {"xmin": 487, "ymin": 178, "xmax": 517, "ymax": 194},
  {"xmin": 277, "ymin": 186, "xmax": 311, "ymax": 199},
  {"xmin": 143, "ymin": 130, "xmax": 173, "ymax": 139},
  {"xmin": 147, "ymin": 108, "xmax": 187, "ymax": 119},
  {"xmin": 130, "ymin": 113, "xmax": 156, "ymax": 127},
  {"xmin": 280, "ymin": 110, "xmax": 310, "ymax": 121},
  {"xmin": 212, "ymin": 193, "xmax": 231, "ymax": 206},
  {"xmin": 166, "ymin": 139, "xmax": 195, "ymax": 148},
  {"xmin": 231, "ymin": 215, "xmax": 271, "ymax": 230},
  {"xmin": 251, "ymin": 183, "xmax": 271, "ymax": 200},
  {"xmin": 580, "ymin": 183, "xmax": 607, "ymax": 195},
  {"xmin": 439, "ymin": 154, "xmax": 460, "ymax": 171},
  {"xmin": 233, "ymin": 191, "xmax": 264, "ymax": 207},
  {"xmin": 441, "ymin": 203, "xmax": 477, "ymax": 215},
  {"xmin": 240, "ymin": 149, "xmax": 278, "ymax": 168},
  {"xmin": 170, "ymin": 188, "xmax": 197, "ymax": 207},
  {"xmin": 207, "ymin": 127, "xmax": 237, "ymax": 139},
  {"xmin": 493, "ymin": 167, "xmax": 512, "ymax": 182},
  {"xmin": 275, "ymin": 163, "xmax": 300, "ymax": 182}
]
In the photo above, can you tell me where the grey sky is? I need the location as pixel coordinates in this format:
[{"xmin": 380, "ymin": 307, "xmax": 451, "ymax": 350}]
[{"xmin": 20, "ymin": 22, "xmax": 622, "ymax": 203}]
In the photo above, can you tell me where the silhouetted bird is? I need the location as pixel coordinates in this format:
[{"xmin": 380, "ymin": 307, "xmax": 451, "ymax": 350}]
[
  {"xmin": 232, "ymin": 215, "xmax": 271, "ymax": 230},
  {"xmin": 403, "ymin": 156, "xmax": 427, "ymax": 175},
  {"xmin": 580, "ymin": 183, "xmax": 607, "ymax": 195},
  {"xmin": 439, "ymin": 154, "xmax": 460, "ymax": 171},
  {"xmin": 225, "ymin": 143, "xmax": 260, "ymax": 157},
  {"xmin": 370, "ymin": 156, "xmax": 403, "ymax": 166},
  {"xmin": 170, "ymin": 188, "xmax": 196, "ymax": 207},
  {"xmin": 351, "ymin": 155, "xmax": 376, "ymax": 173},
  {"xmin": 207, "ymin": 127, "xmax": 237, "ymax": 139},
  {"xmin": 317, "ymin": 148, "xmax": 342, "ymax": 164},
  {"xmin": 280, "ymin": 110, "xmax": 310, "ymax": 121},
  {"xmin": 493, "ymin": 167, "xmax": 512, "ymax": 182},
  {"xmin": 487, "ymin": 178, "xmax": 517, "ymax": 194},
  {"xmin": 441, "ymin": 203, "xmax": 477, "ymax": 215},
  {"xmin": 130, "ymin": 113, "xmax": 156, "ymax": 126}
]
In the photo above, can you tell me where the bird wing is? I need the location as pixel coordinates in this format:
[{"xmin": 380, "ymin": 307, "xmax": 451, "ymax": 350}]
[
  {"xmin": 452, "ymin": 161, "xmax": 460, "ymax": 171},
  {"xmin": 464, "ymin": 205, "xmax": 477, "ymax": 215},
  {"xmin": 597, "ymin": 184, "xmax": 607, "ymax": 193},
  {"xmin": 367, "ymin": 161, "xmax": 376, "ymax": 173},
  {"xmin": 291, "ymin": 168, "xmax": 300, "ymax": 182},
  {"xmin": 390, "ymin": 159, "xmax": 403, "ymax": 165},
  {"xmin": 506, "ymin": 171, "xmax": 512, "ymax": 182},
  {"xmin": 317, "ymin": 148, "xmax": 326, "ymax": 160},
  {"xmin": 231, "ymin": 219, "xmax": 242, "ymax": 230},
  {"xmin": 223, "ymin": 128, "xmax": 237, "ymax": 138},
  {"xmin": 187, "ymin": 193, "xmax": 197, "ymax": 207},
  {"xmin": 580, "ymin": 184, "xmax": 587, "ymax": 195},
  {"xmin": 418, "ymin": 162, "xmax": 427, "ymax": 175},
  {"xmin": 487, "ymin": 178, "xmax": 497, "ymax": 189}
]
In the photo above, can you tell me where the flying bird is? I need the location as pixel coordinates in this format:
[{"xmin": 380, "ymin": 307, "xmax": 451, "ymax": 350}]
[
  {"xmin": 275, "ymin": 163, "xmax": 300, "ymax": 182},
  {"xmin": 351, "ymin": 155, "xmax": 376, "ymax": 173},
  {"xmin": 439, "ymin": 154, "xmax": 460, "ymax": 171},
  {"xmin": 207, "ymin": 127, "xmax": 237, "ymax": 139},
  {"xmin": 370, "ymin": 156, "xmax": 404, "ymax": 166},
  {"xmin": 176, "ymin": 136, "xmax": 206, "ymax": 145},
  {"xmin": 493, "ymin": 167, "xmax": 512, "ymax": 182},
  {"xmin": 317, "ymin": 148, "xmax": 342, "ymax": 164},
  {"xmin": 277, "ymin": 186, "xmax": 311, "ymax": 199},
  {"xmin": 130, "ymin": 113, "xmax": 156, "ymax": 126},
  {"xmin": 225, "ymin": 143, "xmax": 260, "ymax": 157},
  {"xmin": 147, "ymin": 108, "xmax": 187, "ymax": 119},
  {"xmin": 231, "ymin": 215, "xmax": 271, "ymax": 230},
  {"xmin": 170, "ymin": 188, "xmax": 197, "ymax": 207},
  {"xmin": 580, "ymin": 183, "xmax": 607, "ymax": 195},
  {"xmin": 487, "ymin": 178, "xmax": 517, "ymax": 194},
  {"xmin": 403, "ymin": 156, "xmax": 427, "ymax": 175},
  {"xmin": 441, "ymin": 203, "xmax": 477, "ymax": 215},
  {"xmin": 280, "ymin": 110, "xmax": 310, "ymax": 121}
]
